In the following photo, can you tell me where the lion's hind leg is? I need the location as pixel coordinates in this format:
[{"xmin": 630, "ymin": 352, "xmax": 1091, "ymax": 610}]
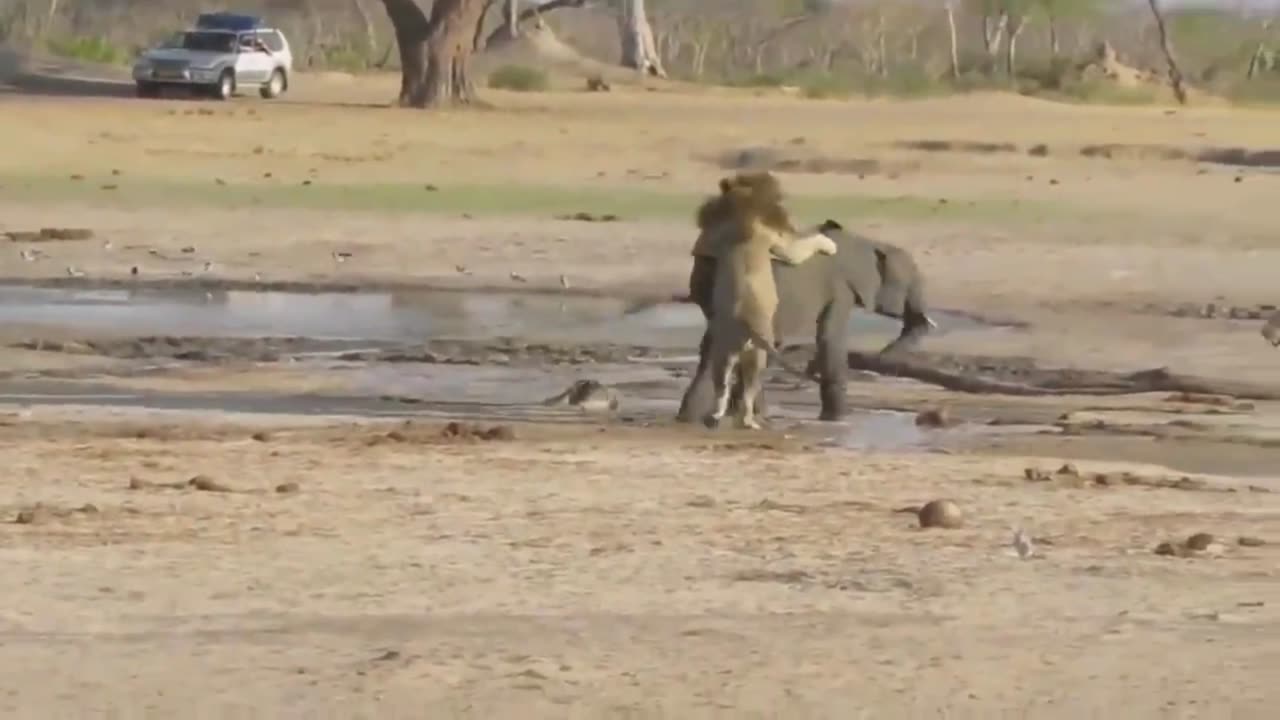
[
  {"xmin": 704, "ymin": 338, "xmax": 740, "ymax": 429},
  {"xmin": 735, "ymin": 344, "xmax": 768, "ymax": 430}
]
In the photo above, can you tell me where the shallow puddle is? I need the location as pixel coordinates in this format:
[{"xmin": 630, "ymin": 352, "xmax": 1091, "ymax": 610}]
[{"xmin": 0, "ymin": 284, "xmax": 1001, "ymax": 347}]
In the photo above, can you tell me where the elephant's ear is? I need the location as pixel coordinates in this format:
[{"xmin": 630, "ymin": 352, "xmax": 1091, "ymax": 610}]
[{"xmin": 818, "ymin": 219, "xmax": 843, "ymax": 233}]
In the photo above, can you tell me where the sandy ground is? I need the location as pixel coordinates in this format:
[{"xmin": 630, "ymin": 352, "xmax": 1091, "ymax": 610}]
[
  {"xmin": 1, "ymin": 409, "xmax": 1278, "ymax": 718},
  {"xmin": 2, "ymin": 61, "xmax": 1280, "ymax": 716}
]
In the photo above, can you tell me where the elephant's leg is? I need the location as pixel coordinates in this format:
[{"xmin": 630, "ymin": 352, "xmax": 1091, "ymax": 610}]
[
  {"xmin": 874, "ymin": 254, "xmax": 934, "ymax": 356},
  {"xmin": 677, "ymin": 323, "xmax": 716, "ymax": 422},
  {"xmin": 676, "ymin": 256, "xmax": 719, "ymax": 423},
  {"xmin": 815, "ymin": 299, "xmax": 853, "ymax": 422},
  {"xmin": 879, "ymin": 303, "xmax": 934, "ymax": 356}
]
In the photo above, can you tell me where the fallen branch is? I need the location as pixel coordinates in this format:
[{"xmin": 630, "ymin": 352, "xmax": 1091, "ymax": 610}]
[{"xmin": 845, "ymin": 352, "xmax": 1280, "ymax": 401}]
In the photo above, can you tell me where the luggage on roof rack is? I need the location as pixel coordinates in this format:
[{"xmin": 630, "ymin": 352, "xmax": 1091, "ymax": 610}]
[{"xmin": 195, "ymin": 12, "xmax": 263, "ymax": 32}]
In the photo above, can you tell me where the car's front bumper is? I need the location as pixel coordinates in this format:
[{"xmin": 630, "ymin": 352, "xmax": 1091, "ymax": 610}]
[{"xmin": 132, "ymin": 67, "xmax": 222, "ymax": 85}]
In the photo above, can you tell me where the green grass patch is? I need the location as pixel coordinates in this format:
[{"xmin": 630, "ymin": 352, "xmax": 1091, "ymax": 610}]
[
  {"xmin": 0, "ymin": 173, "xmax": 1063, "ymax": 224},
  {"xmin": 45, "ymin": 36, "xmax": 127, "ymax": 65},
  {"xmin": 487, "ymin": 64, "xmax": 550, "ymax": 92}
]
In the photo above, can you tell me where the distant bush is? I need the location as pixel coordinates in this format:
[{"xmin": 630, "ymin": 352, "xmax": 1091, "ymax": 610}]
[
  {"xmin": 45, "ymin": 35, "xmax": 125, "ymax": 65},
  {"xmin": 488, "ymin": 64, "xmax": 549, "ymax": 92},
  {"xmin": 318, "ymin": 45, "xmax": 374, "ymax": 73},
  {"xmin": 1044, "ymin": 77, "xmax": 1163, "ymax": 106}
]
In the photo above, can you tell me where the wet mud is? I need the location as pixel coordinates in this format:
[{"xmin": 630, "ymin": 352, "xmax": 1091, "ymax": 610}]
[{"xmin": 1, "ymin": 282, "xmax": 1277, "ymax": 482}]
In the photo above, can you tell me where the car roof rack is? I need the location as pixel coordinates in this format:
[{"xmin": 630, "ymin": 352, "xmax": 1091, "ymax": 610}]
[{"xmin": 195, "ymin": 12, "xmax": 264, "ymax": 32}]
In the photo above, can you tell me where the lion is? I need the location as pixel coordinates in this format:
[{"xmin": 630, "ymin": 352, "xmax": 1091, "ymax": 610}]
[{"xmin": 697, "ymin": 172, "xmax": 838, "ymax": 429}]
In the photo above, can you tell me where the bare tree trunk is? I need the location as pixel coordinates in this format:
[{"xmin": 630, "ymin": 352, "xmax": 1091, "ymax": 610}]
[
  {"xmin": 416, "ymin": 0, "xmax": 487, "ymax": 107},
  {"xmin": 875, "ymin": 10, "xmax": 887, "ymax": 77},
  {"xmin": 1247, "ymin": 43, "xmax": 1269, "ymax": 79},
  {"xmin": 618, "ymin": 0, "xmax": 666, "ymax": 77},
  {"xmin": 484, "ymin": 0, "xmax": 586, "ymax": 48},
  {"xmin": 381, "ymin": 0, "xmax": 486, "ymax": 108},
  {"xmin": 473, "ymin": 0, "xmax": 495, "ymax": 50},
  {"xmin": 1005, "ymin": 15, "xmax": 1027, "ymax": 81},
  {"xmin": 45, "ymin": 0, "xmax": 58, "ymax": 36},
  {"xmin": 1047, "ymin": 12, "xmax": 1060, "ymax": 58},
  {"xmin": 1146, "ymin": 0, "xmax": 1188, "ymax": 105},
  {"xmin": 352, "ymin": 0, "xmax": 379, "ymax": 55},
  {"xmin": 693, "ymin": 37, "xmax": 710, "ymax": 77},
  {"xmin": 945, "ymin": 2, "xmax": 960, "ymax": 80},
  {"xmin": 381, "ymin": 0, "xmax": 430, "ymax": 105},
  {"xmin": 1246, "ymin": 20, "xmax": 1272, "ymax": 79},
  {"xmin": 982, "ymin": 11, "xmax": 1008, "ymax": 58},
  {"xmin": 505, "ymin": 0, "xmax": 518, "ymax": 38}
]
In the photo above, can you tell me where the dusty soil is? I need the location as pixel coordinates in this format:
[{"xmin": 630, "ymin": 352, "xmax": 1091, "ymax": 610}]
[
  {"xmin": 2, "ymin": 62, "xmax": 1280, "ymax": 715},
  {"xmin": 1, "ymin": 409, "xmax": 1278, "ymax": 718}
]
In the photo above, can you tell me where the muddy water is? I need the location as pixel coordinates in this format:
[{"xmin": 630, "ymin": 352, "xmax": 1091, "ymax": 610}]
[
  {"xmin": 5, "ymin": 283, "xmax": 1276, "ymax": 480},
  {"xmin": 0, "ymin": 285, "xmax": 1000, "ymax": 347}
]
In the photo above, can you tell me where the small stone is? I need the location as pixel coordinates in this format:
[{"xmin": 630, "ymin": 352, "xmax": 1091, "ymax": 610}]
[
  {"xmin": 481, "ymin": 425, "xmax": 516, "ymax": 441},
  {"xmin": 1056, "ymin": 463, "xmax": 1079, "ymax": 477},
  {"xmin": 1024, "ymin": 467, "xmax": 1051, "ymax": 482},
  {"xmin": 1154, "ymin": 541, "xmax": 1182, "ymax": 557},
  {"xmin": 250, "ymin": 431, "xmax": 272, "ymax": 442},
  {"xmin": 914, "ymin": 408, "xmax": 951, "ymax": 428},
  {"xmin": 275, "ymin": 482, "xmax": 300, "ymax": 494},
  {"xmin": 686, "ymin": 495, "xmax": 716, "ymax": 508},
  {"xmin": 188, "ymin": 475, "xmax": 232, "ymax": 492},
  {"xmin": 917, "ymin": 499, "xmax": 963, "ymax": 529},
  {"xmin": 14, "ymin": 508, "xmax": 41, "ymax": 524},
  {"xmin": 1185, "ymin": 532, "xmax": 1215, "ymax": 551},
  {"xmin": 1237, "ymin": 536, "xmax": 1266, "ymax": 547}
]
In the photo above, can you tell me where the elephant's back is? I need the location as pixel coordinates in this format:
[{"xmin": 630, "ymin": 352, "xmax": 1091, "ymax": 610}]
[{"xmin": 771, "ymin": 251, "xmax": 837, "ymax": 337}]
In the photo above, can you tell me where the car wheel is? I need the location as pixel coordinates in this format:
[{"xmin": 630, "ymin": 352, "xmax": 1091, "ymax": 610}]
[
  {"xmin": 135, "ymin": 81, "xmax": 159, "ymax": 99},
  {"xmin": 259, "ymin": 69, "xmax": 285, "ymax": 99},
  {"xmin": 214, "ymin": 70, "xmax": 235, "ymax": 101}
]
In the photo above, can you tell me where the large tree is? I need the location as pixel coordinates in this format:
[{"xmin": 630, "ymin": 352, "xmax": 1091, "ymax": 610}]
[
  {"xmin": 380, "ymin": 0, "xmax": 489, "ymax": 107},
  {"xmin": 618, "ymin": 0, "xmax": 666, "ymax": 77}
]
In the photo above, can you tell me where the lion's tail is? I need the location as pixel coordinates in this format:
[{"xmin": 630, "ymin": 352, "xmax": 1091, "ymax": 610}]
[{"xmin": 744, "ymin": 328, "xmax": 822, "ymax": 385}]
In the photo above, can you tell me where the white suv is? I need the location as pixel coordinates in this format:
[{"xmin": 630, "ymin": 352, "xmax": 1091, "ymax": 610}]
[{"xmin": 132, "ymin": 13, "xmax": 293, "ymax": 100}]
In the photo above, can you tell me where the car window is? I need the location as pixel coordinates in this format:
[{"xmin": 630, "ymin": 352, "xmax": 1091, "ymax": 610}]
[
  {"xmin": 182, "ymin": 31, "xmax": 236, "ymax": 53},
  {"xmin": 258, "ymin": 30, "xmax": 285, "ymax": 53}
]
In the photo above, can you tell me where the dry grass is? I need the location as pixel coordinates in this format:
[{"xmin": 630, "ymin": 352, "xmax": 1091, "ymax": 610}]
[{"xmin": 3, "ymin": 72, "xmax": 1280, "ymax": 716}]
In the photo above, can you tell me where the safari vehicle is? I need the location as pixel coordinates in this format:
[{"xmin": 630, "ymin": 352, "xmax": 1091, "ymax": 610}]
[{"xmin": 131, "ymin": 12, "xmax": 293, "ymax": 100}]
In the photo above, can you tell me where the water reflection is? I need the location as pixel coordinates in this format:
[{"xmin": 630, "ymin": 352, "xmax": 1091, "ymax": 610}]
[{"xmin": 0, "ymin": 284, "xmax": 989, "ymax": 346}]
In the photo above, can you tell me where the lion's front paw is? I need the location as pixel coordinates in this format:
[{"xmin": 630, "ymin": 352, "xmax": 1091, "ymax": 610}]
[{"xmin": 817, "ymin": 238, "xmax": 838, "ymax": 255}]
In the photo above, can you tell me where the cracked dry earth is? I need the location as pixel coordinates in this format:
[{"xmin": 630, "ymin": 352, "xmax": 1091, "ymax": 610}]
[{"xmin": 1, "ymin": 411, "xmax": 1277, "ymax": 718}]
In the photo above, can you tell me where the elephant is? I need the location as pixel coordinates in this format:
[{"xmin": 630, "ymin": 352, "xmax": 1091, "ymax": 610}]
[{"xmin": 675, "ymin": 219, "xmax": 935, "ymax": 423}]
